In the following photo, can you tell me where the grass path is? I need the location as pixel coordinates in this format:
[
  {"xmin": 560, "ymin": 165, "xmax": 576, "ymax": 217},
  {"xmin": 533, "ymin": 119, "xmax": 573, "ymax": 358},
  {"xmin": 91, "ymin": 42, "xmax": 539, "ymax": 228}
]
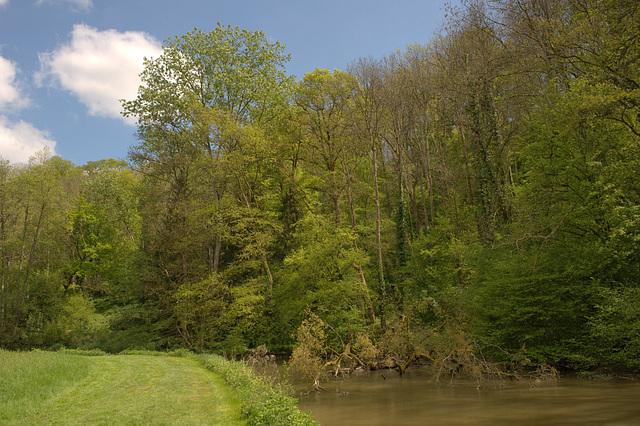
[{"xmin": 7, "ymin": 354, "xmax": 245, "ymax": 425}]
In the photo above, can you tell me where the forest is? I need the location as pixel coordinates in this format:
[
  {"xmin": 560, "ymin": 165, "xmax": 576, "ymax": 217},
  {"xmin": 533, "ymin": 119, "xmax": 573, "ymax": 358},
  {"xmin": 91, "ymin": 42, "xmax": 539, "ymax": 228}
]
[{"xmin": 1, "ymin": 0, "xmax": 638, "ymax": 379}]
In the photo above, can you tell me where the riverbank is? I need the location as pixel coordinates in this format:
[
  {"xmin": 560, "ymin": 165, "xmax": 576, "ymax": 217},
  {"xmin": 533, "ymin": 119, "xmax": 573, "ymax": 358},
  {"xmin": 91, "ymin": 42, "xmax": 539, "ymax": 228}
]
[{"xmin": 0, "ymin": 349, "xmax": 316, "ymax": 425}]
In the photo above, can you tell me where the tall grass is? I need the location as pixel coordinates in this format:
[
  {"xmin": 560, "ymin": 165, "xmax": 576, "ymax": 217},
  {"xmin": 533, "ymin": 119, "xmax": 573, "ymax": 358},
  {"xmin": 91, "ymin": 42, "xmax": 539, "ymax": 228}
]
[
  {"xmin": 195, "ymin": 354, "xmax": 318, "ymax": 426},
  {"xmin": 0, "ymin": 349, "xmax": 91, "ymax": 422}
]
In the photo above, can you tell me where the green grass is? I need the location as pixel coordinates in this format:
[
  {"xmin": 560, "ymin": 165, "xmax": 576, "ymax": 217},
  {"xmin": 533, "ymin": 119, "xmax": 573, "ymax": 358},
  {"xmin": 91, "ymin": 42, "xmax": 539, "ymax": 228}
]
[
  {"xmin": 1, "ymin": 351, "xmax": 245, "ymax": 425},
  {"xmin": 0, "ymin": 349, "xmax": 92, "ymax": 423},
  {"xmin": 0, "ymin": 350, "xmax": 316, "ymax": 425}
]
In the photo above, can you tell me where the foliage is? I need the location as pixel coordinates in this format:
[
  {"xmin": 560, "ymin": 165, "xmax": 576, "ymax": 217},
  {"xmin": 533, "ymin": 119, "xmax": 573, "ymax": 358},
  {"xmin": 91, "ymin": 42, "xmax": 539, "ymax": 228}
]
[
  {"xmin": 122, "ymin": 24, "xmax": 293, "ymax": 126},
  {"xmin": 589, "ymin": 287, "xmax": 640, "ymax": 371},
  {"xmin": 95, "ymin": 303, "xmax": 161, "ymax": 353},
  {"xmin": 0, "ymin": 153, "xmax": 80, "ymax": 348},
  {"xmin": 44, "ymin": 294, "xmax": 108, "ymax": 348},
  {"xmin": 174, "ymin": 273, "xmax": 264, "ymax": 354},
  {"xmin": 289, "ymin": 312, "xmax": 329, "ymax": 385},
  {"xmin": 273, "ymin": 214, "xmax": 369, "ymax": 345},
  {"xmin": 66, "ymin": 166, "xmax": 142, "ymax": 300}
]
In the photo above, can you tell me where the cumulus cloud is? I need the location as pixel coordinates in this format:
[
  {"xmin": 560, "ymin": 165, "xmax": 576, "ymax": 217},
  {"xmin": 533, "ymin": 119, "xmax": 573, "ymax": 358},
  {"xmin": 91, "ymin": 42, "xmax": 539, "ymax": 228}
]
[
  {"xmin": 37, "ymin": 24, "xmax": 162, "ymax": 124},
  {"xmin": 0, "ymin": 0, "xmax": 9, "ymax": 7},
  {"xmin": 0, "ymin": 54, "xmax": 49, "ymax": 164},
  {"xmin": 35, "ymin": 0, "xmax": 93, "ymax": 12},
  {"xmin": 0, "ymin": 116, "xmax": 57, "ymax": 164},
  {"xmin": 0, "ymin": 55, "xmax": 29, "ymax": 111}
]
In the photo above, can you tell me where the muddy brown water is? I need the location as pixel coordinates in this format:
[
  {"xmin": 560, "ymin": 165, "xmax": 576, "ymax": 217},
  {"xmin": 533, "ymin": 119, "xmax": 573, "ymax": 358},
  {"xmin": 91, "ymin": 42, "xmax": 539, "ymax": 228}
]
[{"xmin": 295, "ymin": 368, "xmax": 640, "ymax": 425}]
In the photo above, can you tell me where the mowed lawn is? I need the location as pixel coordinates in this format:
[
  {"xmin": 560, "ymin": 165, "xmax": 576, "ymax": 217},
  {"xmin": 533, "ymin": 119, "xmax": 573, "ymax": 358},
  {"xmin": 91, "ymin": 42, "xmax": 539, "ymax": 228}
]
[{"xmin": 0, "ymin": 351, "xmax": 245, "ymax": 425}]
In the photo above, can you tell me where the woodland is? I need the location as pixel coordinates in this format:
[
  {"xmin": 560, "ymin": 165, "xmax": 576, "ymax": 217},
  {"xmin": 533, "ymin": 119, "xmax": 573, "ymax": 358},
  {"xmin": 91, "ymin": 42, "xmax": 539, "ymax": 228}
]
[{"xmin": 1, "ymin": 0, "xmax": 639, "ymax": 379}]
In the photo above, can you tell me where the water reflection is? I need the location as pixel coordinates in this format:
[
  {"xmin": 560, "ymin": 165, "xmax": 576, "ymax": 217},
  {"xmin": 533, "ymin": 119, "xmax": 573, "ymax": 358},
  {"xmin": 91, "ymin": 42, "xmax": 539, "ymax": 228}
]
[{"xmin": 296, "ymin": 368, "xmax": 640, "ymax": 425}]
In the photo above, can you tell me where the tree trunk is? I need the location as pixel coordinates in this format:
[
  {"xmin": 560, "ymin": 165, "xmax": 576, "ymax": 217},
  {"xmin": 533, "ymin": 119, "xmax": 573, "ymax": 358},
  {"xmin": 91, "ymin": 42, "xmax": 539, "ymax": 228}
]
[
  {"xmin": 372, "ymin": 144, "xmax": 386, "ymax": 328},
  {"xmin": 458, "ymin": 122, "xmax": 474, "ymax": 203},
  {"xmin": 344, "ymin": 165, "xmax": 376, "ymax": 324},
  {"xmin": 261, "ymin": 251, "xmax": 274, "ymax": 294},
  {"xmin": 17, "ymin": 201, "xmax": 46, "ymax": 324},
  {"xmin": 213, "ymin": 234, "xmax": 222, "ymax": 273}
]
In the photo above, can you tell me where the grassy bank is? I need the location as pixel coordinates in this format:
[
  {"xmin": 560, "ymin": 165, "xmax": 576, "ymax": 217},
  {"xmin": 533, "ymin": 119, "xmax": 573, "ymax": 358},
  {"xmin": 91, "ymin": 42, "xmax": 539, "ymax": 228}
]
[
  {"xmin": 0, "ymin": 350, "xmax": 315, "ymax": 425},
  {"xmin": 195, "ymin": 354, "xmax": 317, "ymax": 425}
]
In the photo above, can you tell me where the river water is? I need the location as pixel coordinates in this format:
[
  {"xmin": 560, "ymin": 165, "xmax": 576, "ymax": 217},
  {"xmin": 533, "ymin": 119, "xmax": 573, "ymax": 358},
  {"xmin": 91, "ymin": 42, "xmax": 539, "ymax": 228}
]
[{"xmin": 296, "ymin": 368, "xmax": 640, "ymax": 425}]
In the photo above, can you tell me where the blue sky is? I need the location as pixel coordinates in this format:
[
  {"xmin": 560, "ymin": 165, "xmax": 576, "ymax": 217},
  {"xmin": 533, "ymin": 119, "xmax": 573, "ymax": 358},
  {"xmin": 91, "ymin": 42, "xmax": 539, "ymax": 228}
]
[{"xmin": 0, "ymin": 0, "xmax": 451, "ymax": 165}]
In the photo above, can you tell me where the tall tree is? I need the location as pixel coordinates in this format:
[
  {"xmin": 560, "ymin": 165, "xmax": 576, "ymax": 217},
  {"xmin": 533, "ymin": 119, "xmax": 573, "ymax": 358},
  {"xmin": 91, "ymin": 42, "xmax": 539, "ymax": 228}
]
[
  {"xmin": 295, "ymin": 68, "xmax": 376, "ymax": 322},
  {"xmin": 122, "ymin": 24, "xmax": 294, "ymax": 349},
  {"xmin": 349, "ymin": 57, "xmax": 389, "ymax": 326},
  {"xmin": 122, "ymin": 24, "xmax": 293, "ymax": 285},
  {"xmin": 441, "ymin": 2, "xmax": 517, "ymax": 241}
]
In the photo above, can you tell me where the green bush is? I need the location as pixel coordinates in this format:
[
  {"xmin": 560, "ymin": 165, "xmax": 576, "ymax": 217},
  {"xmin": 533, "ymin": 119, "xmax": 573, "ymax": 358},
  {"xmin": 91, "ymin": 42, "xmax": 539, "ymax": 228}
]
[
  {"xmin": 589, "ymin": 287, "xmax": 640, "ymax": 371},
  {"xmin": 44, "ymin": 294, "xmax": 108, "ymax": 348}
]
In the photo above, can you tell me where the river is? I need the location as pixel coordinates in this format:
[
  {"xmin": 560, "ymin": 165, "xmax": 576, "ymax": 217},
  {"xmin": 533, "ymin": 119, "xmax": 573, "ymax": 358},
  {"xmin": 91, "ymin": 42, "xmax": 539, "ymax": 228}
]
[{"xmin": 296, "ymin": 368, "xmax": 640, "ymax": 425}]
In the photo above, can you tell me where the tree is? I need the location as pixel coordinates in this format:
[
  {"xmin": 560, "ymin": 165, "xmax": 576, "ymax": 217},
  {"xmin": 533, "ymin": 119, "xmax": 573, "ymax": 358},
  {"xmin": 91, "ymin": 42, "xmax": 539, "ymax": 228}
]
[
  {"xmin": 295, "ymin": 69, "xmax": 375, "ymax": 322},
  {"xmin": 295, "ymin": 69, "xmax": 357, "ymax": 221},
  {"xmin": 66, "ymin": 163, "xmax": 142, "ymax": 301},
  {"xmin": 0, "ymin": 152, "xmax": 79, "ymax": 348},
  {"xmin": 468, "ymin": 0, "xmax": 640, "ymax": 369},
  {"xmin": 123, "ymin": 24, "xmax": 293, "ymax": 127},
  {"xmin": 443, "ymin": 3, "xmax": 517, "ymax": 241},
  {"xmin": 349, "ymin": 57, "xmax": 389, "ymax": 326},
  {"xmin": 274, "ymin": 214, "xmax": 369, "ymax": 346},
  {"xmin": 122, "ymin": 24, "xmax": 294, "ymax": 349},
  {"xmin": 123, "ymin": 24, "xmax": 293, "ymax": 282},
  {"xmin": 174, "ymin": 272, "xmax": 264, "ymax": 353}
]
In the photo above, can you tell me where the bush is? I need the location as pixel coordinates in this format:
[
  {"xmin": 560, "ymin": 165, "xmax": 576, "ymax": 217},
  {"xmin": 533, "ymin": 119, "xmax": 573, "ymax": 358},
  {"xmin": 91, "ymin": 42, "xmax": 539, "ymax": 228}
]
[
  {"xmin": 44, "ymin": 294, "xmax": 108, "ymax": 348},
  {"xmin": 589, "ymin": 287, "xmax": 640, "ymax": 371}
]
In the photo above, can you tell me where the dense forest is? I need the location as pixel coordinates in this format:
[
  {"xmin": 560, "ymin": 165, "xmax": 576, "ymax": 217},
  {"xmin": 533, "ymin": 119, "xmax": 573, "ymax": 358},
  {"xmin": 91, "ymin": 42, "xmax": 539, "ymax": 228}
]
[{"xmin": 1, "ymin": 0, "xmax": 638, "ymax": 377}]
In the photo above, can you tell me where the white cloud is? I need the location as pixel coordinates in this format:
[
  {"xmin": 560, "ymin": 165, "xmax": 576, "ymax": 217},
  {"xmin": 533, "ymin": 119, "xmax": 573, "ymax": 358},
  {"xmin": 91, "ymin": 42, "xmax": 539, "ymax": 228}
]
[
  {"xmin": 37, "ymin": 24, "xmax": 162, "ymax": 124},
  {"xmin": 0, "ymin": 55, "xmax": 51, "ymax": 164},
  {"xmin": 0, "ymin": 0, "xmax": 9, "ymax": 8},
  {"xmin": 0, "ymin": 116, "xmax": 57, "ymax": 164},
  {"xmin": 35, "ymin": 0, "xmax": 93, "ymax": 12},
  {"xmin": 0, "ymin": 55, "xmax": 29, "ymax": 111}
]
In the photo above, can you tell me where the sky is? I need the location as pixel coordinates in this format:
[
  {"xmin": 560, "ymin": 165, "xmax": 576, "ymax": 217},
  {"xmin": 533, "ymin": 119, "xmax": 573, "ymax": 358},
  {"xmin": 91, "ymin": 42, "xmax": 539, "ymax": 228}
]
[{"xmin": 0, "ymin": 0, "xmax": 452, "ymax": 166}]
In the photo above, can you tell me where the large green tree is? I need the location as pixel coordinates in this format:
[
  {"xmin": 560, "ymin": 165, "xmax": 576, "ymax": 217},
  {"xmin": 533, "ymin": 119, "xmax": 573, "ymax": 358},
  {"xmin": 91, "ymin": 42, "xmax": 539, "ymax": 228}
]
[{"xmin": 122, "ymin": 24, "xmax": 294, "ymax": 351}]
